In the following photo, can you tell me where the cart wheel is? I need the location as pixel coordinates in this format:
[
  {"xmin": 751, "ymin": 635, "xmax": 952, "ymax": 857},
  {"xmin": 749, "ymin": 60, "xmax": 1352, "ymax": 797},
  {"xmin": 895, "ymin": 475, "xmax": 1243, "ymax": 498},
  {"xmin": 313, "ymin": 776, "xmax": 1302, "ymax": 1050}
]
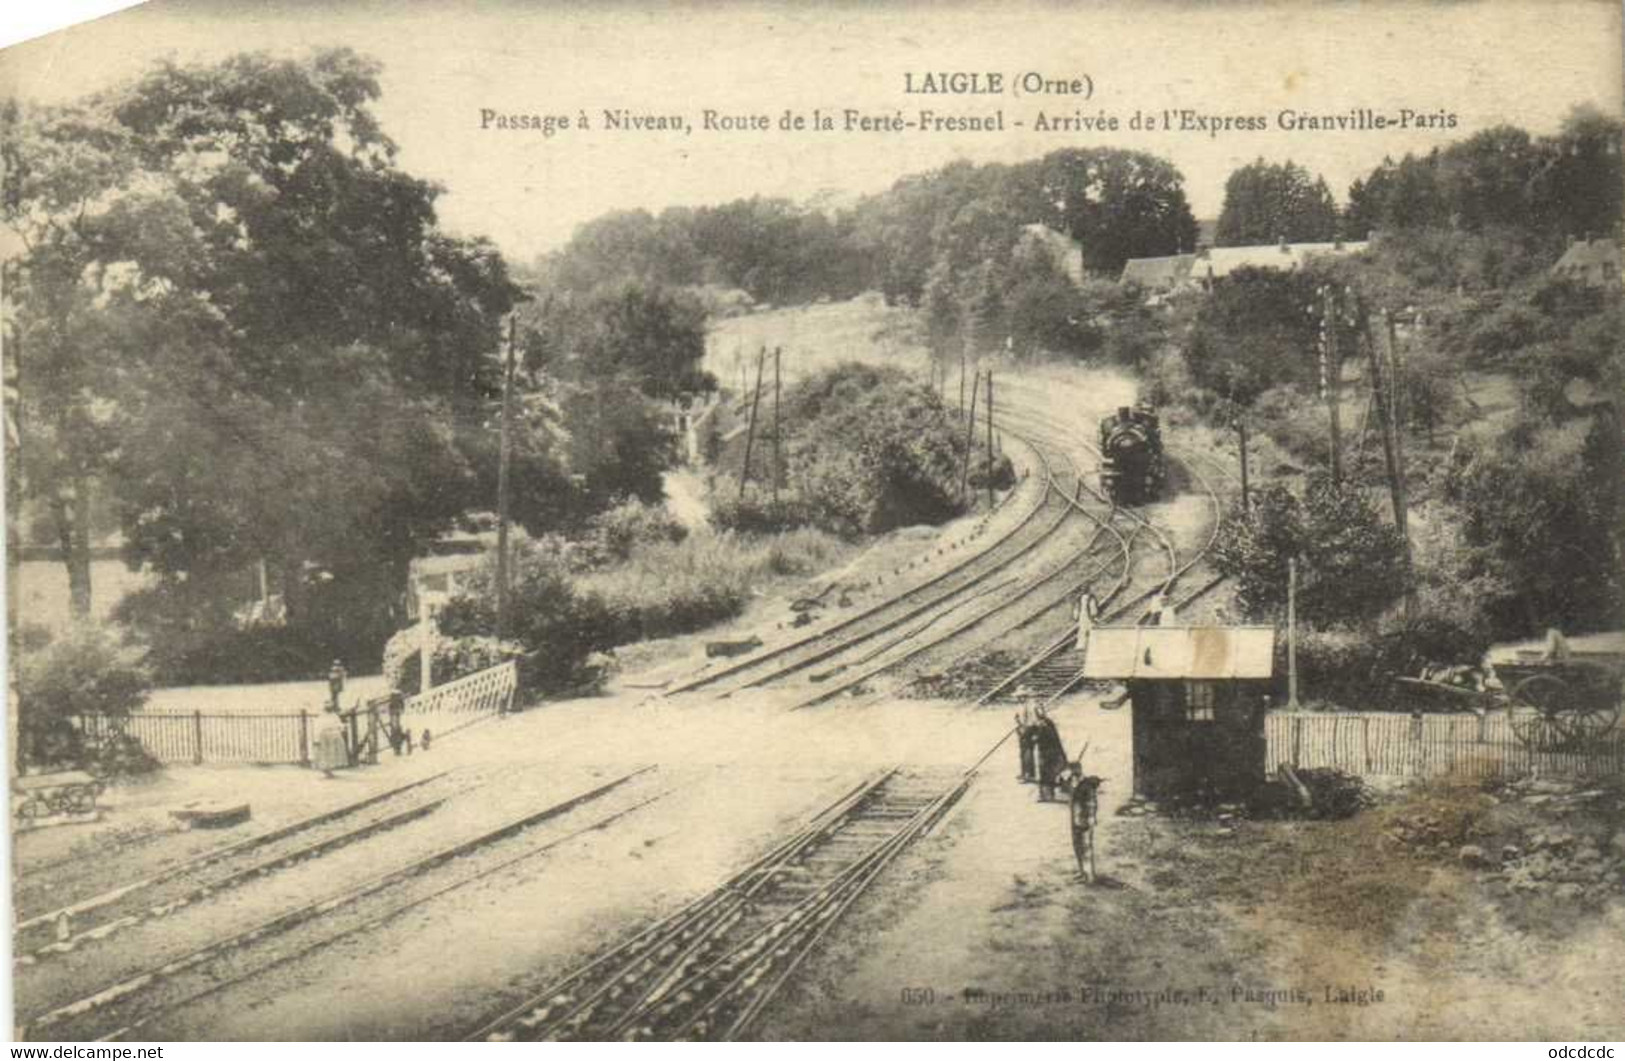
[
  {"xmin": 1512, "ymin": 673, "xmax": 1571, "ymax": 716},
  {"xmin": 1556, "ymin": 703, "xmax": 1622, "ymax": 745}
]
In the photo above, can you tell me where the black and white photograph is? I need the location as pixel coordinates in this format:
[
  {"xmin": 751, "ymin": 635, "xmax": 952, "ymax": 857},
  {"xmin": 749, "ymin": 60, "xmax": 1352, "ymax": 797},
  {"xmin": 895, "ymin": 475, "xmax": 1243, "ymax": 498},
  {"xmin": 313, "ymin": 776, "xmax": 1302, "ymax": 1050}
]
[{"xmin": 2, "ymin": 0, "xmax": 1622, "ymax": 1043}]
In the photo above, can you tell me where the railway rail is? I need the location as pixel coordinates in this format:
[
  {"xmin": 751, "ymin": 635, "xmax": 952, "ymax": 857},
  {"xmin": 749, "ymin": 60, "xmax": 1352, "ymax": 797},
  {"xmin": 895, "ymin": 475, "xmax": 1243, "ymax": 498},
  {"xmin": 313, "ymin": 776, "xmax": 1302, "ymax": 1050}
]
[
  {"xmin": 21, "ymin": 768, "xmax": 662, "ymax": 1042},
  {"xmin": 466, "ymin": 767, "xmax": 969, "ymax": 1042},
  {"xmin": 15, "ymin": 771, "xmax": 466, "ymax": 964},
  {"xmin": 665, "ymin": 431, "xmax": 1077, "ymax": 697}
]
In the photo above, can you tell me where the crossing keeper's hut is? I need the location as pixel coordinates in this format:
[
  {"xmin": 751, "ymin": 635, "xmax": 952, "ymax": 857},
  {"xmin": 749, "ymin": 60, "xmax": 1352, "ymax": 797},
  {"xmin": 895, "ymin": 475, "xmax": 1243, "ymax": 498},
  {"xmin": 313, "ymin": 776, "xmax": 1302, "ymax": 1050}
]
[{"xmin": 1081, "ymin": 625, "xmax": 1277, "ymax": 801}]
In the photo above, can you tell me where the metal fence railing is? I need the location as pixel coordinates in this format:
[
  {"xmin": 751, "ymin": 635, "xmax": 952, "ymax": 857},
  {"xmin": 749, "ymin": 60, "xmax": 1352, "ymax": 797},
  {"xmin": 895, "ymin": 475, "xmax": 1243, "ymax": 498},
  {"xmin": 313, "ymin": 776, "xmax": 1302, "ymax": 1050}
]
[
  {"xmin": 1267, "ymin": 711, "xmax": 1625, "ymax": 781},
  {"xmin": 77, "ymin": 661, "xmax": 522, "ymax": 767}
]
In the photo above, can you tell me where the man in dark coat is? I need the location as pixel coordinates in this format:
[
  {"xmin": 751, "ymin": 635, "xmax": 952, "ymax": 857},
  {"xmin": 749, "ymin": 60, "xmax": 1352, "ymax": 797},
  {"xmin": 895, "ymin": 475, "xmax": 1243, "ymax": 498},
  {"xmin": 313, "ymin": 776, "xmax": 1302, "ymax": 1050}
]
[{"xmin": 1032, "ymin": 707, "xmax": 1067, "ymax": 801}]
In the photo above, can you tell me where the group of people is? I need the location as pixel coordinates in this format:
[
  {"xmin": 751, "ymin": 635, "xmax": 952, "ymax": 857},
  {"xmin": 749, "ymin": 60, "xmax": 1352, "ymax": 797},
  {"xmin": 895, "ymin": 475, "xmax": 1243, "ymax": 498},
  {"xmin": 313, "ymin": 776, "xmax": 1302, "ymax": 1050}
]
[{"xmin": 1015, "ymin": 703, "xmax": 1104, "ymax": 882}]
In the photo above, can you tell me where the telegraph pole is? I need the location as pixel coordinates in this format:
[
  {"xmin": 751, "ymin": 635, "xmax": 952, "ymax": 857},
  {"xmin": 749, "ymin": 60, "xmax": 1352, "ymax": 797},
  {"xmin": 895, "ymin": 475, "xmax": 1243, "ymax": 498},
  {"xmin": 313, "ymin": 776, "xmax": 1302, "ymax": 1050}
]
[
  {"xmin": 1322, "ymin": 286, "xmax": 1343, "ymax": 485},
  {"xmin": 985, "ymin": 368, "xmax": 995, "ymax": 509},
  {"xmin": 1236, "ymin": 417, "xmax": 1251, "ymax": 513},
  {"xmin": 1286, "ymin": 558, "xmax": 1300, "ymax": 709},
  {"xmin": 495, "ymin": 313, "xmax": 516, "ymax": 644},
  {"xmin": 739, "ymin": 346, "xmax": 767, "ymax": 498},
  {"xmin": 960, "ymin": 369, "xmax": 981, "ymax": 504},
  {"xmin": 772, "ymin": 346, "xmax": 782, "ymax": 505}
]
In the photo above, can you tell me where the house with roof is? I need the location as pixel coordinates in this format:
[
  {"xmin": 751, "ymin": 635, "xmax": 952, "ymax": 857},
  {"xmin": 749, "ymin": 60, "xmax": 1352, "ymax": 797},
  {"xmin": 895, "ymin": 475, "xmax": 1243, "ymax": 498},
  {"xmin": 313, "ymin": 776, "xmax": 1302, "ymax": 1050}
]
[
  {"xmin": 1119, "ymin": 236, "xmax": 1370, "ymax": 296},
  {"xmin": 1082, "ymin": 625, "xmax": 1277, "ymax": 801},
  {"xmin": 1551, "ymin": 235, "xmax": 1623, "ymax": 288},
  {"xmin": 1119, "ymin": 254, "xmax": 1196, "ymax": 295}
]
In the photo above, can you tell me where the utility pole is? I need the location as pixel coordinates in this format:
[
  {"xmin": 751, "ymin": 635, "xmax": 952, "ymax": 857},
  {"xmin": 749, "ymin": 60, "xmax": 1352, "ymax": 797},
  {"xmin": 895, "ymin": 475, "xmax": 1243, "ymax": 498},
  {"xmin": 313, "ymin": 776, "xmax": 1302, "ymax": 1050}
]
[
  {"xmin": 960, "ymin": 369, "xmax": 981, "ymax": 504},
  {"xmin": 1287, "ymin": 557, "xmax": 1300, "ymax": 709},
  {"xmin": 1322, "ymin": 286, "xmax": 1343, "ymax": 485},
  {"xmin": 772, "ymin": 346, "xmax": 782, "ymax": 505},
  {"xmin": 985, "ymin": 368, "xmax": 995, "ymax": 509},
  {"xmin": 1362, "ymin": 308, "xmax": 1407, "ymax": 536},
  {"xmin": 1236, "ymin": 417, "xmax": 1251, "ymax": 513},
  {"xmin": 1386, "ymin": 311, "xmax": 1415, "ymax": 623},
  {"xmin": 958, "ymin": 349, "xmax": 967, "ymax": 422},
  {"xmin": 495, "ymin": 313, "xmax": 516, "ymax": 644},
  {"xmin": 738, "ymin": 346, "xmax": 767, "ymax": 498}
]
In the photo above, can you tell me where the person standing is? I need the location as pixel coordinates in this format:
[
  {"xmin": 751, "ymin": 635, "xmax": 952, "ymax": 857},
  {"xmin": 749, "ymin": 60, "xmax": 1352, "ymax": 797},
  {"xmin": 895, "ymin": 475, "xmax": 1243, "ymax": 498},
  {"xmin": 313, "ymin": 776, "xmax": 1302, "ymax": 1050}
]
[
  {"xmin": 1069, "ymin": 770, "xmax": 1103, "ymax": 881},
  {"xmin": 1015, "ymin": 706, "xmax": 1037, "ymax": 783},
  {"xmin": 1033, "ymin": 707, "xmax": 1067, "ymax": 801},
  {"xmin": 327, "ymin": 659, "xmax": 348, "ymax": 713}
]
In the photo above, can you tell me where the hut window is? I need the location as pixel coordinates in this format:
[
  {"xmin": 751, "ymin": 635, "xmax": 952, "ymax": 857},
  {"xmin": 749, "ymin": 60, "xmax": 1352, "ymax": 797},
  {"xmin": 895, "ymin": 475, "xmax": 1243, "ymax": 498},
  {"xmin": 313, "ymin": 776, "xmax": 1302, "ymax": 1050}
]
[{"xmin": 1185, "ymin": 681, "xmax": 1216, "ymax": 721}]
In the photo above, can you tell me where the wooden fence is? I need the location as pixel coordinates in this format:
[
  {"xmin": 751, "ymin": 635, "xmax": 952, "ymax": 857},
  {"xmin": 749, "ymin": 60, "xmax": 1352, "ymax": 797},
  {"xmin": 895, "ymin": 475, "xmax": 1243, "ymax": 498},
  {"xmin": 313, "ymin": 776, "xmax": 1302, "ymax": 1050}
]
[
  {"xmin": 80, "ymin": 660, "xmax": 521, "ymax": 767},
  {"xmin": 1267, "ymin": 711, "xmax": 1625, "ymax": 781}
]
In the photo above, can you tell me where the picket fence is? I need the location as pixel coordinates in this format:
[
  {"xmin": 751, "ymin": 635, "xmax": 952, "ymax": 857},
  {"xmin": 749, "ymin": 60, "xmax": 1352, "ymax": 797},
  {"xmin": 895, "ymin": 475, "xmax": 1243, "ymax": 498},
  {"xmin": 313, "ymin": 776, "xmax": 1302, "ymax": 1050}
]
[{"xmin": 1266, "ymin": 711, "xmax": 1625, "ymax": 781}]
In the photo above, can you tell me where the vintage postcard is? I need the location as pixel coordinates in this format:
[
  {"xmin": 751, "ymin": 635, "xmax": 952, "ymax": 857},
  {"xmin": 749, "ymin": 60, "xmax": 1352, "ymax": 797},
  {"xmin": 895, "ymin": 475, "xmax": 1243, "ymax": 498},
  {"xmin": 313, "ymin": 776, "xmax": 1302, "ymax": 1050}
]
[{"xmin": 3, "ymin": 0, "xmax": 1622, "ymax": 1043}]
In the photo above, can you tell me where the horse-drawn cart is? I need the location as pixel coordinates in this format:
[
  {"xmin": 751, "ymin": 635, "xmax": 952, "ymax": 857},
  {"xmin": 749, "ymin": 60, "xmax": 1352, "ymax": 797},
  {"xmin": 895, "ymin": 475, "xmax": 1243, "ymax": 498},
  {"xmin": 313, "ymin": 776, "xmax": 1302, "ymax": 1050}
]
[
  {"xmin": 1496, "ymin": 655, "xmax": 1624, "ymax": 749},
  {"xmin": 1393, "ymin": 649, "xmax": 1624, "ymax": 750}
]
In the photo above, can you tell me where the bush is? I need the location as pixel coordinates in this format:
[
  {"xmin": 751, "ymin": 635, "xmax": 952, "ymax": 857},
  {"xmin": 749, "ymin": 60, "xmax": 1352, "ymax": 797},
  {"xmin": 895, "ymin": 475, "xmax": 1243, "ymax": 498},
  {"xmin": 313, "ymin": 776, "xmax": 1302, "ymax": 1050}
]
[
  {"xmin": 578, "ymin": 527, "xmax": 846, "ymax": 642},
  {"xmin": 709, "ymin": 489, "xmax": 822, "ymax": 536},
  {"xmin": 114, "ymin": 577, "xmax": 391, "ymax": 685},
  {"xmin": 380, "ymin": 627, "xmax": 527, "ymax": 696},
  {"xmin": 434, "ymin": 534, "xmax": 621, "ymax": 693},
  {"xmin": 14, "ymin": 624, "xmax": 152, "ymax": 771},
  {"xmin": 579, "ymin": 497, "xmax": 689, "ymax": 567}
]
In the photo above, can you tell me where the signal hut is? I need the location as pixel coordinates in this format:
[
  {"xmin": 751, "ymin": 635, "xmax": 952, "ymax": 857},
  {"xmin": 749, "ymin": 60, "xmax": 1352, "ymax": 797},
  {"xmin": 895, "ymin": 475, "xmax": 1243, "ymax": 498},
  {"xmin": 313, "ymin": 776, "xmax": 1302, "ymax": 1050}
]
[{"xmin": 1082, "ymin": 625, "xmax": 1276, "ymax": 801}]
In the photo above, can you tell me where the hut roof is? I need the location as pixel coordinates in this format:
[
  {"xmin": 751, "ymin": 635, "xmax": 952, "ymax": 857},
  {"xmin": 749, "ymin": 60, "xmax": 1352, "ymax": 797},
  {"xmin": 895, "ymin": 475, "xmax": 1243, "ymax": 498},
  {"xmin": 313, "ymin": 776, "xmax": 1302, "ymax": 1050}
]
[{"xmin": 1082, "ymin": 625, "xmax": 1276, "ymax": 680}]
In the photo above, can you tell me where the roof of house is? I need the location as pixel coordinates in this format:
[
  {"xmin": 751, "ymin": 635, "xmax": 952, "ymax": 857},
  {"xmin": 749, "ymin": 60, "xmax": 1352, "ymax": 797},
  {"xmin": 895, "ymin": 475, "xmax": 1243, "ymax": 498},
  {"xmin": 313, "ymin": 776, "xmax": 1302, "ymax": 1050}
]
[
  {"xmin": 1552, "ymin": 238, "xmax": 1622, "ymax": 279},
  {"xmin": 1193, "ymin": 240, "xmax": 1369, "ymax": 281},
  {"xmin": 1120, "ymin": 254, "xmax": 1195, "ymax": 289},
  {"xmin": 1082, "ymin": 625, "xmax": 1276, "ymax": 680}
]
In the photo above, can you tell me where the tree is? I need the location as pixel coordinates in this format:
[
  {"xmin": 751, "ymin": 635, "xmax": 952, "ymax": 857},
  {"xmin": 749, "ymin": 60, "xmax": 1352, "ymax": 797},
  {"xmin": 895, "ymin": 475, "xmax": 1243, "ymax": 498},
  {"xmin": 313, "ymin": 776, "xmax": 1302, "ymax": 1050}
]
[
  {"xmin": 1212, "ymin": 475, "xmax": 1406, "ymax": 626},
  {"xmin": 1183, "ymin": 267, "xmax": 1320, "ymax": 407},
  {"xmin": 1032, "ymin": 148, "xmax": 1200, "ymax": 274},
  {"xmin": 1447, "ymin": 416, "xmax": 1623, "ymax": 635},
  {"xmin": 8, "ymin": 51, "xmax": 533, "ymax": 679},
  {"xmin": 1215, "ymin": 159, "xmax": 1339, "ymax": 246}
]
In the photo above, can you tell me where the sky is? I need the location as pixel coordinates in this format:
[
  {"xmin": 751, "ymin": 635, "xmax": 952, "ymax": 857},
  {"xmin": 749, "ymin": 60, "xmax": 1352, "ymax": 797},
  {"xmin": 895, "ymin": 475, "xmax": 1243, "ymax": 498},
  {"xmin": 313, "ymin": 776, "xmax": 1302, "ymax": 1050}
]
[{"xmin": 1, "ymin": 0, "xmax": 1620, "ymax": 267}]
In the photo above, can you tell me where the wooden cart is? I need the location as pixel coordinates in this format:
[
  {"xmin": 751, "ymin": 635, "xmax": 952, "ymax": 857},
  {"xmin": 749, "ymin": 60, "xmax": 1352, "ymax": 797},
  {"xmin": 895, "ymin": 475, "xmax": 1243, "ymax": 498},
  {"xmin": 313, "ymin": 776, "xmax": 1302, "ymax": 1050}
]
[{"xmin": 1495, "ymin": 656, "xmax": 1624, "ymax": 750}]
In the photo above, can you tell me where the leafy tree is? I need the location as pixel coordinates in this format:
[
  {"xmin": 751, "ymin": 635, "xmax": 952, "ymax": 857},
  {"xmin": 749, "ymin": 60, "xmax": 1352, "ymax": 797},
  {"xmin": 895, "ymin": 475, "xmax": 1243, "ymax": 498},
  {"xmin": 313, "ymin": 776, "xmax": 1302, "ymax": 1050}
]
[
  {"xmin": 1183, "ymin": 267, "xmax": 1320, "ymax": 406},
  {"xmin": 7, "ymin": 51, "xmax": 538, "ymax": 680},
  {"xmin": 1215, "ymin": 159, "xmax": 1339, "ymax": 246},
  {"xmin": 1032, "ymin": 148, "xmax": 1200, "ymax": 274},
  {"xmin": 1212, "ymin": 475, "xmax": 1406, "ymax": 626},
  {"xmin": 1447, "ymin": 415, "xmax": 1624, "ymax": 634}
]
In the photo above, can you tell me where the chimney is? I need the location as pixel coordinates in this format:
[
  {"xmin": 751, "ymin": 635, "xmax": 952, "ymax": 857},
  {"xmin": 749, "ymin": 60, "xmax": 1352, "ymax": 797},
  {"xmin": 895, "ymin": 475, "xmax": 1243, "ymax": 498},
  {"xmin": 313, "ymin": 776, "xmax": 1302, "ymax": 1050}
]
[
  {"xmin": 1333, "ymin": 234, "xmax": 1344, "ymax": 251},
  {"xmin": 1569, "ymin": 234, "xmax": 1579, "ymax": 246},
  {"xmin": 1278, "ymin": 233, "xmax": 1290, "ymax": 252}
]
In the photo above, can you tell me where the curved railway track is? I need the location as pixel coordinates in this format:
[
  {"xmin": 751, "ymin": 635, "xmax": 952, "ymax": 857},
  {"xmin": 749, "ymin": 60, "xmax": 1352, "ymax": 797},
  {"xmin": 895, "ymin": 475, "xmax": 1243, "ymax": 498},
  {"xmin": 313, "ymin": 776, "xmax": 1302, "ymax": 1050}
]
[
  {"xmin": 666, "ymin": 426, "xmax": 1099, "ymax": 698},
  {"xmin": 23, "ymin": 373, "xmax": 1238, "ymax": 1043}
]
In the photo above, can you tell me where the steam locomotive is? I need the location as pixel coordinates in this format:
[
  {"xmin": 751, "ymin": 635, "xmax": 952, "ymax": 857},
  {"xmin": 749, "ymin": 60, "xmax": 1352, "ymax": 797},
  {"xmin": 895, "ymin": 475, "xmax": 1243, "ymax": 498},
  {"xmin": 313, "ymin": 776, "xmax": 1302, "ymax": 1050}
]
[{"xmin": 1098, "ymin": 402, "xmax": 1166, "ymax": 505}]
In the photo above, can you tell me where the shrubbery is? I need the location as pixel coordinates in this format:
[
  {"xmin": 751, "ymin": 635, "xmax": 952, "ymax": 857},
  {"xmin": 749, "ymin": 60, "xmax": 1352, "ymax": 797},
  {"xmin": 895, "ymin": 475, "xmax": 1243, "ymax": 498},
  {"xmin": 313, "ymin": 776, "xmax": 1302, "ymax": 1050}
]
[
  {"xmin": 380, "ymin": 627, "xmax": 527, "ymax": 696},
  {"xmin": 15, "ymin": 624, "xmax": 153, "ymax": 771},
  {"xmin": 577, "ymin": 527, "xmax": 844, "ymax": 642},
  {"xmin": 713, "ymin": 363, "xmax": 1011, "ymax": 538}
]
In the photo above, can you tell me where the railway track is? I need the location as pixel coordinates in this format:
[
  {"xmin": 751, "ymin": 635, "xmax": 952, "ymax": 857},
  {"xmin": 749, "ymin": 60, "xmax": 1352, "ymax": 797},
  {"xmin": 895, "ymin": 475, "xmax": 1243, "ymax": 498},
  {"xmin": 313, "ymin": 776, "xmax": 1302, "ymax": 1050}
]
[
  {"xmin": 466, "ymin": 767, "xmax": 969, "ymax": 1042},
  {"xmin": 14, "ymin": 771, "xmax": 465, "ymax": 964},
  {"xmin": 666, "ymin": 431, "xmax": 1079, "ymax": 697},
  {"xmin": 21, "ymin": 768, "xmax": 663, "ymax": 1042}
]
